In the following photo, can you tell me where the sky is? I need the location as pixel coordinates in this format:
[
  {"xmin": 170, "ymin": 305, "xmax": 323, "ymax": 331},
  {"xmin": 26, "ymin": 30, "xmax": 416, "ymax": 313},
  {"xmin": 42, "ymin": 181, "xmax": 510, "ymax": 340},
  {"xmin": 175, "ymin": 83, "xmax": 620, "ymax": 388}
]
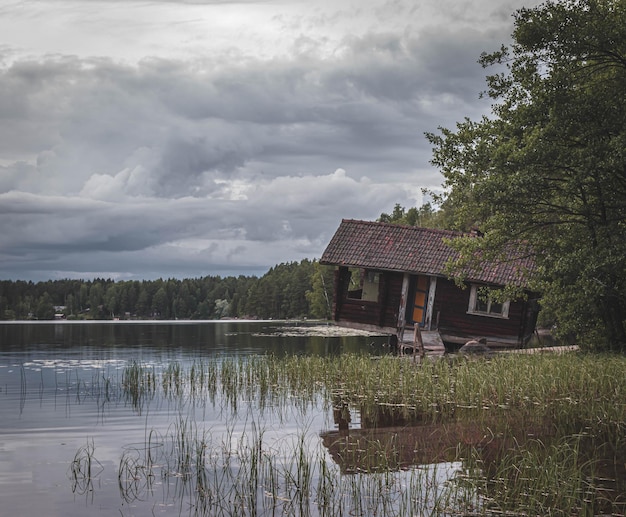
[{"xmin": 0, "ymin": 0, "xmax": 541, "ymax": 282}]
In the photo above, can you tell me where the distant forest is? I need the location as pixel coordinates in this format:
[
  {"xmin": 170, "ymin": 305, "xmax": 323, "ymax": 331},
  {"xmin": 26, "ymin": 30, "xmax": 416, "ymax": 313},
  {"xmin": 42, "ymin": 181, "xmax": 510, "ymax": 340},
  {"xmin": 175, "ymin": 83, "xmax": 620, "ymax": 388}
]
[
  {"xmin": 0, "ymin": 204, "xmax": 441, "ymax": 322},
  {"xmin": 0, "ymin": 259, "xmax": 336, "ymax": 321}
]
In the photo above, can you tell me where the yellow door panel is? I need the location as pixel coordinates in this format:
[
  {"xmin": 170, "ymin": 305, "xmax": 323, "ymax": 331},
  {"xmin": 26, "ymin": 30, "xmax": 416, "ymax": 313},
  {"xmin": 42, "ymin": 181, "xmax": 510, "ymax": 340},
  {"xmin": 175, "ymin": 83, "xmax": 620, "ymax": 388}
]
[{"xmin": 410, "ymin": 276, "xmax": 429, "ymax": 326}]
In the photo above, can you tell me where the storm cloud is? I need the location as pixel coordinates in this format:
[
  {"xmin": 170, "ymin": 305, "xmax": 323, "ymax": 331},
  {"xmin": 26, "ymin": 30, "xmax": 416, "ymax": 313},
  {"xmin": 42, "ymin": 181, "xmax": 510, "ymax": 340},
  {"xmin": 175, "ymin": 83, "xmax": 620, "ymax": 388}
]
[{"xmin": 0, "ymin": 0, "xmax": 540, "ymax": 280}]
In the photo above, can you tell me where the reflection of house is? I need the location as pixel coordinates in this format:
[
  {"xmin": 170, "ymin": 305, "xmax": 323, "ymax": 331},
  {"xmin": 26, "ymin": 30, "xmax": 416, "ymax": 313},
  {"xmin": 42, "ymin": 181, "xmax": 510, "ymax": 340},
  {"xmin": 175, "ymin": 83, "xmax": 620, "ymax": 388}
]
[
  {"xmin": 321, "ymin": 421, "xmax": 462, "ymax": 474},
  {"xmin": 321, "ymin": 402, "xmax": 555, "ymax": 475},
  {"xmin": 320, "ymin": 219, "xmax": 539, "ymax": 349},
  {"xmin": 322, "ymin": 401, "xmax": 461, "ymax": 473}
]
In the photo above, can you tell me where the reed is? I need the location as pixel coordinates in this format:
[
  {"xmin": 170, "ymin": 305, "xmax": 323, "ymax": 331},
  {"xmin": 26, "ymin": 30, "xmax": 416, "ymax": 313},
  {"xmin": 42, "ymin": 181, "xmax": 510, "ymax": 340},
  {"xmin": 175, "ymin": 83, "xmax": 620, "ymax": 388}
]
[
  {"xmin": 117, "ymin": 351, "xmax": 626, "ymax": 434},
  {"xmin": 122, "ymin": 361, "xmax": 157, "ymax": 412},
  {"xmin": 115, "ymin": 418, "xmax": 453, "ymax": 516},
  {"xmin": 117, "ymin": 352, "xmax": 626, "ymax": 450},
  {"xmin": 68, "ymin": 439, "xmax": 103, "ymax": 498},
  {"xmin": 112, "ymin": 351, "xmax": 626, "ymax": 515}
]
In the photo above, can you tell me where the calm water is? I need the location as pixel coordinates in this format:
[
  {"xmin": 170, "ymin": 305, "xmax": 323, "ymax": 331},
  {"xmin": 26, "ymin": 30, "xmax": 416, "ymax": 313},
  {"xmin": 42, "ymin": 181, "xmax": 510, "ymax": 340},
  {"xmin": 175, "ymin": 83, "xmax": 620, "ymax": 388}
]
[{"xmin": 0, "ymin": 321, "xmax": 392, "ymax": 517}]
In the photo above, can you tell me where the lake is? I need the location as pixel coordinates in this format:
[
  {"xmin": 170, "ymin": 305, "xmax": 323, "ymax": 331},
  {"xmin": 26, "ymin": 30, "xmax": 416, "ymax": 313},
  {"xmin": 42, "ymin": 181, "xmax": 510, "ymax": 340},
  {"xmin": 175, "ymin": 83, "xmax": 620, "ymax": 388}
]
[
  {"xmin": 0, "ymin": 320, "xmax": 405, "ymax": 517},
  {"xmin": 5, "ymin": 321, "xmax": 622, "ymax": 516}
]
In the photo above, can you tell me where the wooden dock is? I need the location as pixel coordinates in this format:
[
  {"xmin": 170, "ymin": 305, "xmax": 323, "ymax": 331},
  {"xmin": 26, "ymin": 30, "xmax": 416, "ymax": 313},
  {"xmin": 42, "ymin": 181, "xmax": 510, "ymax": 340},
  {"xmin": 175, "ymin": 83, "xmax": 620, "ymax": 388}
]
[
  {"xmin": 400, "ymin": 329, "xmax": 446, "ymax": 356},
  {"xmin": 399, "ymin": 328, "xmax": 578, "ymax": 358},
  {"xmin": 501, "ymin": 344, "xmax": 579, "ymax": 355}
]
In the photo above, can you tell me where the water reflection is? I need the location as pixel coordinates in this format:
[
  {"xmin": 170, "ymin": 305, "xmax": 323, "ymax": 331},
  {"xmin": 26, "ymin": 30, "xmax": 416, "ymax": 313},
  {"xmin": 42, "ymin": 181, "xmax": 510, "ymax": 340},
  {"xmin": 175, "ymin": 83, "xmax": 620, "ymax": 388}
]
[
  {"xmin": 2, "ymin": 322, "xmax": 625, "ymax": 516},
  {"xmin": 1, "ymin": 320, "xmax": 384, "ymax": 356},
  {"xmin": 68, "ymin": 440, "xmax": 103, "ymax": 502},
  {"xmin": 321, "ymin": 398, "xmax": 626, "ymax": 515},
  {"xmin": 0, "ymin": 321, "xmax": 391, "ymax": 517},
  {"xmin": 323, "ymin": 401, "xmax": 459, "ymax": 474}
]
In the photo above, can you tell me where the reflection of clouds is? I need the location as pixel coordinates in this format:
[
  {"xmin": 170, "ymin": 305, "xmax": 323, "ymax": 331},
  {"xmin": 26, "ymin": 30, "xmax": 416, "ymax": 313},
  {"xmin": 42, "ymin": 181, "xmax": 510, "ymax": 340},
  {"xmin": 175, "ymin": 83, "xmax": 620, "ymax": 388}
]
[
  {"xmin": 0, "ymin": 321, "xmax": 490, "ymax": 515},
  {"xmin": 23, "ymin": 359, "xmax": 127, "ymax": 370}
]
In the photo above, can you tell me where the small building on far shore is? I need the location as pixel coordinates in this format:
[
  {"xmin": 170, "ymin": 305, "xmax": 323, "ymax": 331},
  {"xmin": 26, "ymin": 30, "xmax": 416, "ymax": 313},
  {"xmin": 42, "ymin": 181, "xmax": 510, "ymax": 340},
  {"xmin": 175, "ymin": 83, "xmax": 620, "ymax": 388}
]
[{"xmin": 320, "ymin": 219, "xmax": 540, "ymax": 350}]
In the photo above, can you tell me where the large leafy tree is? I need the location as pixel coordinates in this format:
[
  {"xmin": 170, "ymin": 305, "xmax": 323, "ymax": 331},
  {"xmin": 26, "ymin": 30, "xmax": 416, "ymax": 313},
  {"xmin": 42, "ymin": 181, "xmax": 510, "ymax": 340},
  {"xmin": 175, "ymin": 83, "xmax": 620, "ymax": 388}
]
[{"xmin": 427, "ymin": 0, "xmax": 626, "ymax": 351}]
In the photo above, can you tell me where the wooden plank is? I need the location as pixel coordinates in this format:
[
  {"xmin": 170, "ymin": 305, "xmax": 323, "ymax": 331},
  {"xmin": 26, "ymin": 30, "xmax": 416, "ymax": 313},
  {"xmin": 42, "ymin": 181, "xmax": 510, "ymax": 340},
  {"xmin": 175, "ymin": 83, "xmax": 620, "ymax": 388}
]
[
  {"xmin": 501, "ymin": 345, "xmax": 579, "ymax": 355},
  {"xmin": 396, "ymin": 273, "xmax": 410, "ymax": 331},
  {"xmin": 425, "ymin": 276, "xmax": 437, "ymax": 330},
  {"xmin": 400, "ymin": 329, "xmax": 445, "ymax": 355}
]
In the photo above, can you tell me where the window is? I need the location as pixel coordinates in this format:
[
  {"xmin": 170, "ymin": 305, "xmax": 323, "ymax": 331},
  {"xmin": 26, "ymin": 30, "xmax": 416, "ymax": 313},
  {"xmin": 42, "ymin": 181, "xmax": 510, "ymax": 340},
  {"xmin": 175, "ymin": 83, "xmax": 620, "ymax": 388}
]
[
  {"xmin": 362, "ymin": 271, "xmax": 380, "ymax": 302},
  {"xmin": 347, "ymin": 269, "xmax": 380, "ymax": 302},
  {"xmin": 468, "ymin": 285, "xmax": 510, "ymax": 318}
]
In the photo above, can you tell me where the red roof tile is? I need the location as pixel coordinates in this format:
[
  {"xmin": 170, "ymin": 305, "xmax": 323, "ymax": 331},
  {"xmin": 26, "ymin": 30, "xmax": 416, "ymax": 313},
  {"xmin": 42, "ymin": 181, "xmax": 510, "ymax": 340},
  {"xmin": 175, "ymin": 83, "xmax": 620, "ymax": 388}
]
[{"xmin": 320, "ymin": 219, "xmax": 535, "ymax": 287}]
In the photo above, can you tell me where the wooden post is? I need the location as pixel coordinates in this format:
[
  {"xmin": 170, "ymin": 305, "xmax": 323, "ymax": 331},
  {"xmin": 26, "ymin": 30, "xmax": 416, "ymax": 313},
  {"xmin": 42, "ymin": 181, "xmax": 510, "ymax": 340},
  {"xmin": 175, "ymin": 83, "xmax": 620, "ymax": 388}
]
[
  {"xmin": 413, "ymin": 325, "xmax": 425, "ymax": 362},
  {"xmin": 425, "ymin": 276, "xmax": 437, "ymax": 331},
  {"xmin": 397, "ymin": 273, "xmax": 410, "ymax": 342}
]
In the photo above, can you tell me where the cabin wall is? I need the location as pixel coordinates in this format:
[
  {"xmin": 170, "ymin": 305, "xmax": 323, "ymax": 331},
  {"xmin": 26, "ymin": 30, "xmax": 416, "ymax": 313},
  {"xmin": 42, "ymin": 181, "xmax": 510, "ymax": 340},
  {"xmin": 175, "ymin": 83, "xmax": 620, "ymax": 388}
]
[
  {"xmin": 331, "ymin": 267, "xmax": 539, "ymax": 347},
  {"xmin": 332, "ymin": 267, "xmax": 403, "ymax": 332},
  {"xmin": 433, "ymin": 278, "xmax": 533, "ymax": 347},
  {"xmin": 519, "ymin": 295, "xmax": 541, "ymax": 343}
]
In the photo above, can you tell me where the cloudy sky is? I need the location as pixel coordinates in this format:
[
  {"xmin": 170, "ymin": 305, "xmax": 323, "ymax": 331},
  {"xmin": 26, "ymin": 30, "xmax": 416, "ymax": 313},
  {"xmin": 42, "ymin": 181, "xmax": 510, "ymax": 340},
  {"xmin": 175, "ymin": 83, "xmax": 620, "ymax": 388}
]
[{"xmin": 0, "ymin": 0, "xmax": 539, "ymax": 281}]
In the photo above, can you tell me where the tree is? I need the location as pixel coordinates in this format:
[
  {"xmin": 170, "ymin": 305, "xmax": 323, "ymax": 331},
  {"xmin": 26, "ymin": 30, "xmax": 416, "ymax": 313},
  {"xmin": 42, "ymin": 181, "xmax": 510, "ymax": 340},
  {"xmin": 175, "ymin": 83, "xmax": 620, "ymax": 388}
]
[
  {"xmin": 214, "ymin": 299, "xmax": 230, "ymax": 319},
  {"xmin": 136, "ymin": 285, "xmax": 150, "ymax": 317},
  {"xmin": 79, "ymin": 284, "xmax": 89, "ymax": 312},
  {"xmin": 378, "ymin": 202, "xmax": 449, "ymax": 228},
  {"xmin": 426, "ymin": 0, "xmax": 626, "ymax": 351},
  {"xmin": 0, "ymin": 259, "xmax": 335, "ymax": 322},
  {"xmin": 152, "ymin": 286, "xmax": 168, "ymax": 319},
  {"xmin": 36, "ymin": 292, "xmax": 55, "ymax": 320},
  {"xmin": 104, "ymin": 283, "xmax": 120, "ymax": 318},
  {"xmin": 306, "ymin": 261, "xmax": 335, "ymax": 319},
  {"xmin": 88, "ymin": 282, "xmax": 105, "ymax": 318}
]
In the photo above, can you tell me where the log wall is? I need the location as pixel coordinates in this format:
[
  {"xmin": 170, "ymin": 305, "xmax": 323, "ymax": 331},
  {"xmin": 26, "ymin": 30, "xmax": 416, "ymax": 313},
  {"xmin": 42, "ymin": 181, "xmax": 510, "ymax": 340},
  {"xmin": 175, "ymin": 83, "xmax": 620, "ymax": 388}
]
[
  {"xmin": 332, "ymin": 267, "xmax": 538, "ymax": 347},
  {"xmin": 333, "ymin": 268, "xmax": 403, "ymax": 331},
  {"xmin": 433, "ymin": 278, "xmax": 531, "ymax": 346}
]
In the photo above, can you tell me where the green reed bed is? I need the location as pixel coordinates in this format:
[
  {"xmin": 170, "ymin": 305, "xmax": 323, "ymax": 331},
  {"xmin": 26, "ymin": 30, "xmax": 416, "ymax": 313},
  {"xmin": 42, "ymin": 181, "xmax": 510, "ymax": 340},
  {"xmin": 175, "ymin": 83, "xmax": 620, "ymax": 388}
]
[
  {"xmin": 461, "ymin": 434, "xmax": 606, "ymax": 517},
  {"xmin": 328, "ymin": 353, "xmax": 626, "ymax": 441},
  {"xmin": 119, "ymin": 351, "xmax": 626, "ymax": 447},
  {"xmin": 119, "ymin": 351, "xmax": 626, "ymax": 440},
  {"xmin": 115, "ymin": 414, "xmax": 462, "ymax": 517},
  {"xmin": 147, "ymin": 356, "xmax": 332, "ymax": 413},
  {"xmin": 329, "ymin": 353, "xmax": 626, "ymax": 515},
  {"xmin": 115, "ymin": 352, "xmax": 626, "ymax": 516},
  {"xmin": 121, "ymin": 360, "xmax": 157, "ymax": 411}
]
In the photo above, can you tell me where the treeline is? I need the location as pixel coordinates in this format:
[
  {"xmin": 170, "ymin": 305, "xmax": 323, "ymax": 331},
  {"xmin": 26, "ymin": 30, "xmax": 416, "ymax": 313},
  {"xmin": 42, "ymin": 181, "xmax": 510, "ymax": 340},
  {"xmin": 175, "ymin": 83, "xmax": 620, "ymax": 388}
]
[{"xmin": 0, "ymin": 259, "xmax": 336, "ymax": 321}]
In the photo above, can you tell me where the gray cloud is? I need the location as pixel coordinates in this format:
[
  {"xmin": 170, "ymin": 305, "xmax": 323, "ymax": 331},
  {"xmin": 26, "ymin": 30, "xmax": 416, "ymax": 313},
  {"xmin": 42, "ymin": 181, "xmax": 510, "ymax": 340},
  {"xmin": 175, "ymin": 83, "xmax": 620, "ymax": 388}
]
[{"xmin": 0, "ymin": 0, "xmax": 540, "ymax": 281}]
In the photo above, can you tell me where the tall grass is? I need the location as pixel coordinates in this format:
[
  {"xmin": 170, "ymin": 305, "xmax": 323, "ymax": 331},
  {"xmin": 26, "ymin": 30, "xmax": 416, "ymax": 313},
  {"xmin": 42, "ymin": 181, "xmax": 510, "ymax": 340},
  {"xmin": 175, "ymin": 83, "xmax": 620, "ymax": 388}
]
[
  {"xmin": 114, "ymin": 351, "xmax": 626, "ymax": 516},
  {"xmin": 121, "ymin": 360, "xmax": 156, "ymax": 412},
  {"xmin": 116, "ymin": 414, "xmax": 461, "ymax": 516}
]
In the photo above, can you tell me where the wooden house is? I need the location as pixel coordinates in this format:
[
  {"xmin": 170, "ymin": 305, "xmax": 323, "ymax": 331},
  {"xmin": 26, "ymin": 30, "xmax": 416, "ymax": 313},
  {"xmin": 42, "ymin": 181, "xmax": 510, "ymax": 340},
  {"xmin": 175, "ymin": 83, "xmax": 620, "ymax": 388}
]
[{"xmin": 320, "ymin": 219, "xmax": 540, "ymax": 349}]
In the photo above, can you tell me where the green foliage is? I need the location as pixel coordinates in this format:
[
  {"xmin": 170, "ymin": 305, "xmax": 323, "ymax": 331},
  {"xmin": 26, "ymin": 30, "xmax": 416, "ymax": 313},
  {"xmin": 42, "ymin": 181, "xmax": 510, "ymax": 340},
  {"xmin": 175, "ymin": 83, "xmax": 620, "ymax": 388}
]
[
  {"xmin": 0, "ymin": 259, "xmax": 334, "ymax": 321},
  {"xmin": 427, "ymin": 0, "xmax": 626, "ymax": 352},
  {"xmin": 305, "ymin": 261, "xmax": 335, "ymax": 319},
  {"xmin": 36, "ymin": 291, "xmax": 55, "ymax": 320},
  {"xmin": 377, "ymin": 202, "xmax": 450, "ymax": 229},
  {"xmin": 241, "ymin": 259, "xmax": 324, "ymax": 319}
]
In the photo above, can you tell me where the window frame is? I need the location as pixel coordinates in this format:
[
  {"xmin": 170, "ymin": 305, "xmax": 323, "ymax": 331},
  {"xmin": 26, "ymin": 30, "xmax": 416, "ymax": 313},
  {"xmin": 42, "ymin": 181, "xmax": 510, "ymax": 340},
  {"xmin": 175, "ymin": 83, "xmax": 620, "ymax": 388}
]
[
  {"xmin": 346, "ymin": 268, "xmax": 380, "ymax": 302},
  {"xmin": 467, "ymin": 285, "xmax": 510, "ymax": 319},
  {"xmin": 361, "ymin": 271, "xmax": 380, "ymax": 302}
]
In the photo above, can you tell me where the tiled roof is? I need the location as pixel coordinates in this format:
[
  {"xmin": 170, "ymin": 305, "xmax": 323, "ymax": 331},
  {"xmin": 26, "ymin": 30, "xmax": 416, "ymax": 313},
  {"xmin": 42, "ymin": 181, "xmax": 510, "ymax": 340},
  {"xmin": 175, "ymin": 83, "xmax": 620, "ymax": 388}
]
[{"xmin": 320, "ymin": 219, "xmax": 535, "ymax": 287}]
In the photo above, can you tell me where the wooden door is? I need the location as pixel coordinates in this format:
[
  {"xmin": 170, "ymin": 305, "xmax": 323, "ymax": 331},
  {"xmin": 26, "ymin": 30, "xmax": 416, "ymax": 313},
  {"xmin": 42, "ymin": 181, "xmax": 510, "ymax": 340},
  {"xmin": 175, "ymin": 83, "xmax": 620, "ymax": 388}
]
[{"xmin": 409, "ymin": 275, "xmax": 429, "ymax": 327}]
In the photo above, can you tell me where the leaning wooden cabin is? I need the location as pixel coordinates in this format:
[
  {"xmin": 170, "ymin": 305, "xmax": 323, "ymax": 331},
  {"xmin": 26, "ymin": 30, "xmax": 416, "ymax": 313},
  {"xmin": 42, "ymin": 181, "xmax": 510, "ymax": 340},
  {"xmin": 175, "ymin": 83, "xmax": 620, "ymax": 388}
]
[{"xmin": 320, "ymin": 219, "xmax": 540, "ymax": 349}]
